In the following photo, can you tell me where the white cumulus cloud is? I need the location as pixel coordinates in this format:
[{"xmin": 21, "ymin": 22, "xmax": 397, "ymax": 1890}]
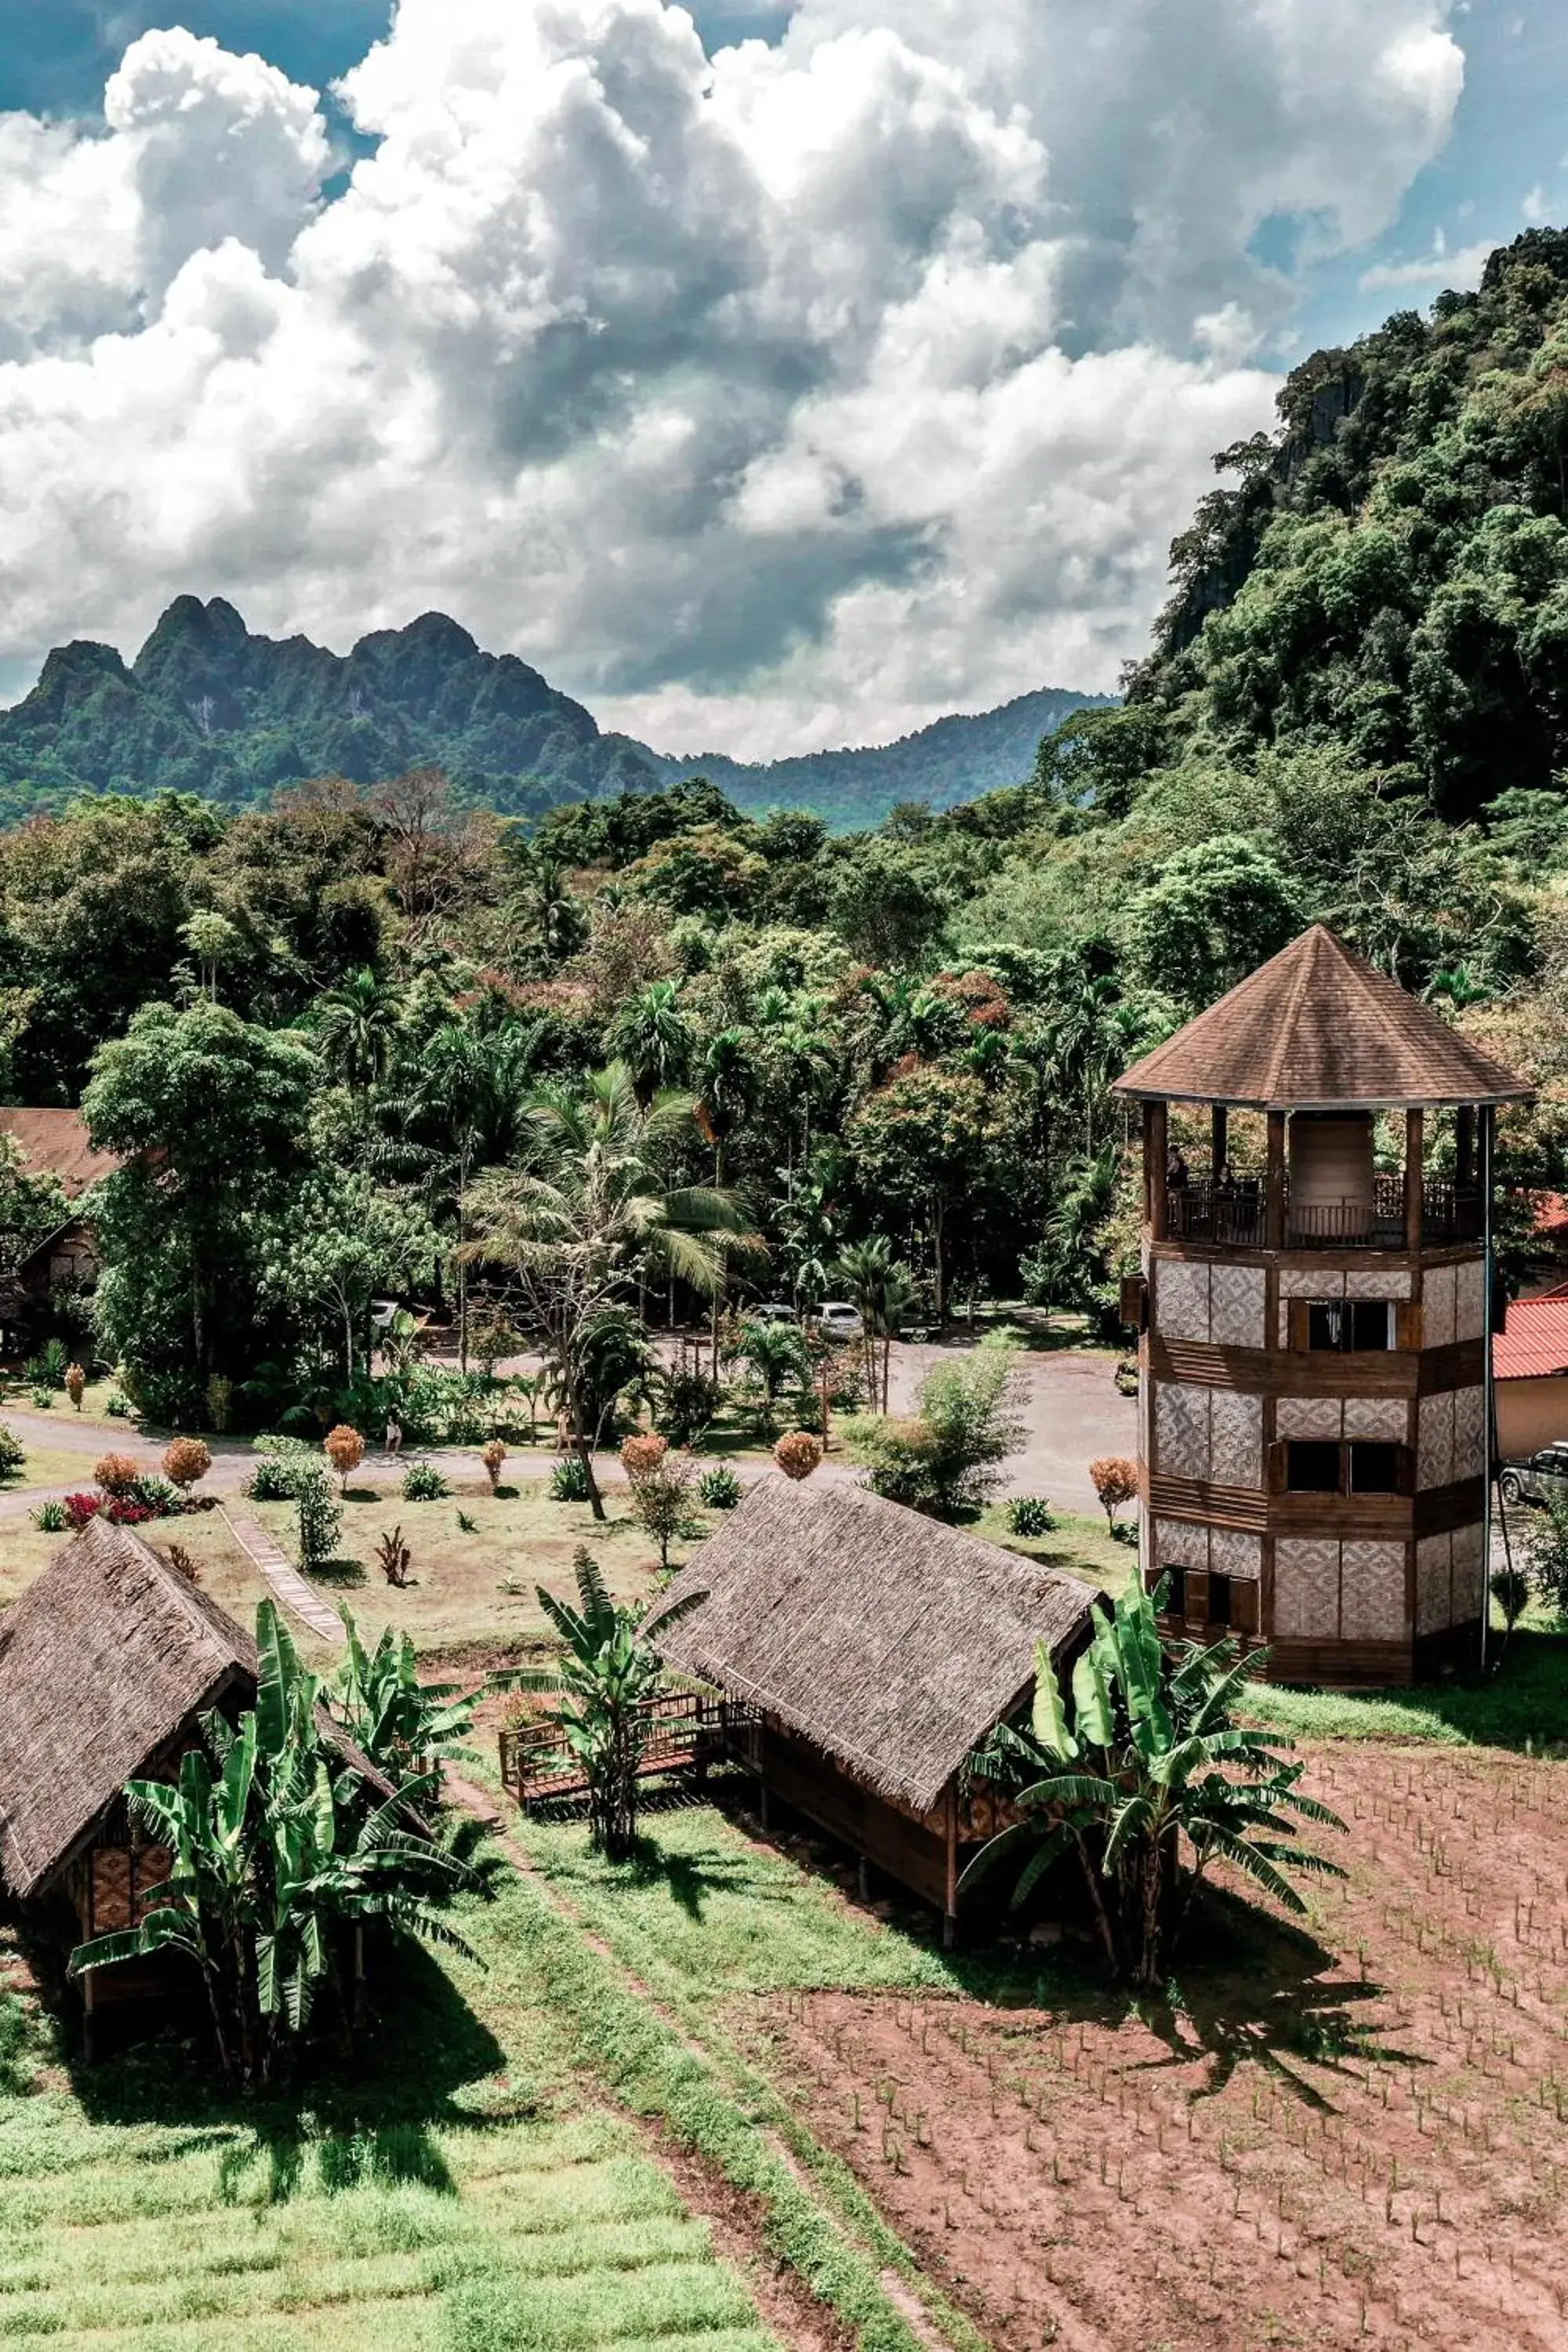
[{"xmin": 0, "ymin": 0, "xmax": 1467, "ymax": 757}]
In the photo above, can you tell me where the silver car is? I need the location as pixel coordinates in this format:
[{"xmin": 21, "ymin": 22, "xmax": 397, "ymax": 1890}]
[
  {"xmin": 1499, "ymin": 1443, "xmax": 1568, "ymax": 1506},
  {"xmin": 817, "ymin": 1300, "xmax": 864, "ymax": 1339}
]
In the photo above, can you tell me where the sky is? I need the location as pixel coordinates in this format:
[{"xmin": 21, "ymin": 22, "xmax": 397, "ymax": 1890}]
[{"xmin": 0, "ymin": 2, "xmax": 1559, "ymax": 758}]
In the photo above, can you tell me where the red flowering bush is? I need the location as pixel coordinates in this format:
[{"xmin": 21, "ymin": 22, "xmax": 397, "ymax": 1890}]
[
  {"xmin": 105, "ymin": 1498, "xmax": 158, "ymax": 1525},
  {"xmin": 64, "ymin": 1493, "xmax": 103, "ymax": 1530}
]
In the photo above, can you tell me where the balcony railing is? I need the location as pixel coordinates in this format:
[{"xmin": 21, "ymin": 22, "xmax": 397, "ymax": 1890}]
[{"xmin": 1164, "ymin": 1171, "xmax": 1482, "ymax": 1250}]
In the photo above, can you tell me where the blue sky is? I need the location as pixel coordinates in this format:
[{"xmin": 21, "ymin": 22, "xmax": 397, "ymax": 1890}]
[
  {"xmin": 0, "ymin": 1, "xmax": 1557, "ymax": 357},
  {"xmin": 0, "ymin": 3, "xmax": 1559, "ymax": 753}
]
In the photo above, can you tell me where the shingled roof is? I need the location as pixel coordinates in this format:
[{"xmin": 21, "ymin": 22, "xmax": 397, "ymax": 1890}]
[
  {"xmin": 1113, "ymin": 925, "xmax": 1530, "ymax": 1110},
  {"xmin": 0, "ymin": 1108, "xmax": 120, "ymax": 1196},
  {"xmin": 652, "ymin": 1476, "xmax": 1095, "ymax": 1817}
]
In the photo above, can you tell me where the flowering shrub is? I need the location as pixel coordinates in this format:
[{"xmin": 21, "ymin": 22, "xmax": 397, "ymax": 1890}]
[
  {"xmin": 773, "ymin": 1431, "xmax": 822, "ymax": 1482},
  {"xmin": 619, "ymin": 1433, "xmax": 668, "ymax": 1480},
  {"xmin": 65, "ymin": 1492, "xmax": 103, "ymax": 1530},
  {"xmin": 94, "ymin": 1453, "xmax": 143, "ymax": 1497},
  {"xmin": 162, "ymin": 1437, "xmax": 212, "ymax": 1491},
  {"xmin": 65, "ymin": 1364, "xmax": 85, "ymax": 1411},
  {"xmin": 481, "ymin": 1437, "xmax": 506, "ymax": 1492},
  {"xmin": 1088, "ymin": 1454, "xmax": 1139, "ymax": 1534}
]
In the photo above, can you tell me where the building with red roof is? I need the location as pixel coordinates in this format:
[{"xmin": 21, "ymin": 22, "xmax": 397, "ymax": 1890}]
[{"xmin": 1494, "ymin": 1288, "xmax": 1568, "ymax": 1459}]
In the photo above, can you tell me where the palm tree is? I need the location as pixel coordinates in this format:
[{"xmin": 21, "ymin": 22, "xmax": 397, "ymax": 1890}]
[
  {"xmin": 314, "ymin": 967, "xmax": 403, "ymax": 1098},
  {"xmin": 834, "ymin": 1236, "xmax": 916, "ymax": 1410},
  {"xmin": 506, "ymin": 1549, "xmax": 704, "ymax": 1860},
  {"xmin": 610, "ymin": 980, "xmax": 693, "ymax": 1106},
  {"xmin": 71, "ymin": 1603, "xmax": 473, "ymax": 2084},
  {"xmin": 382, "ymin": 1017, "xmax": 546, "ymax": 1365},
  {"xmin": 736, "ymin": 1317, "xmax": 811, "ymax": 1436},
  {"xmin": 466, "ymin": 1063, "xmax": 761, "ymax": 1519},
  {"xmin": 962, "ymin": 1583, "xmax": 1345, "ymax": 1987}
]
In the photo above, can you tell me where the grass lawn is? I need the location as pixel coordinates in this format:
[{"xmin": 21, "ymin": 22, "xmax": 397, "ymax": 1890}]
[{"xmin": 0, "ymin": 1870, "xmax": 781, "ymax": 2352}]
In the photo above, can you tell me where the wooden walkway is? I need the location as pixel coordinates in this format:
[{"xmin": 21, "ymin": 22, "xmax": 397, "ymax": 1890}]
[{"xmin": 223, "ymin": 1509, "xmax": 347, "ymax": 1645}]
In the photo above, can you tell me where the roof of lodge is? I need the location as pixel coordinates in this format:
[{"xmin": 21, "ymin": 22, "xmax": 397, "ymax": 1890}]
[
  {"xmin": 0, "ymin": 1108, "xmax": 120, "ymax": 1196},
  {"xmin": 1494, "ymin": 1295, "xmax": 1568, "ymax": 1382},
  {"xmin": 0, "ymin": 1521, "xmax": 395, "ymax": 1903},
  {"xmin": 1113, "ymin": 925, "xmax": 1530, "ymax": 1111},
  {"xmin": 652, "ymin": 1475, "xmax": 1096, "ymax": 1817}
]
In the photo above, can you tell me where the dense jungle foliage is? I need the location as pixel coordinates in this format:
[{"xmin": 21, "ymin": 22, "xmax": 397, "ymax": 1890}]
[{"xmin": 4, "ymin": 227, "xmax": 1568, "ymax": 1432}]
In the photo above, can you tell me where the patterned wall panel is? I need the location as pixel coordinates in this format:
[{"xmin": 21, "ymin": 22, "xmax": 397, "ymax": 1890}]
[
  {"xmin": 1452, "ymin": 1388, "xmax": 1486, "ymax": 1482},
  {"xmin": 1340, "ymin": 1541, "xmax": 1409, "ymax": 1642},
  {"xmin": 1454, "ymin": 1259, "xmax": 1485, "ymax": 1343},
  {"xmin": 1154, "ymin": 1517, "xmax": 1210, "ymax": 1570},
  {"xmin": 1208, "ymin": 1526, "xmax": 1261, "ymax": 1580},
  {"xmin": 1209, "ymin": 1389, "xmax": 1263, "ymax": 1487},
  {"xmin": 1415, "ymin": 1532, "xmax": 1452, "ymax": 1635},
  {"xmin": 1417, "ymin": 1392, "xmax": 1456, "ymax": 1489},
  {"xmin": 1280, "ymin": 1269, "xmax": 1343, "ymax": 1297},
  {"xmin": 1209, "ymin": 1263, "xmax": 1267, "ymax": 1349},
  {"xmin": 1155, "ymin": 1382, "xmax": 1210, "ymax": 1479},
  {"xmin": 1277, "ymin": 1394, "xmax": 1343, "ymax": 1439},
  {"xmin": 1343, "ymin": 1269, "xmax": 1413, "ymax": 1300},
  {"xmin": 1343, "ymin": 1396, "xmax": 1409, "ymax": 1443},
  {"xmin": 1273, "ymin": 1538, "xmax": 1341, "ymax": 1639},
  {"xmin": 1450, "ymin": 1521, "xmax": 1484, "ymax": 1621},
  {"xmin": 1155, "ymin": 1261, "xmax": 1209, "ymax": 1344},
  {"xmin": 1423, "ymin": 1265, "xmax": 1457, "ymax": 1352}
]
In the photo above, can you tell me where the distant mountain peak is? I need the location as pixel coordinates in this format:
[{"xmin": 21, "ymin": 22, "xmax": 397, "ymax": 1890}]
[{"xmin": 0, "ymin": 599, "xmax": 1105, "ymax": 829}]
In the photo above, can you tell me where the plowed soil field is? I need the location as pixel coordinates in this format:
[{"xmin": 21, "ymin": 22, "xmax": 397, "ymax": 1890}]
[{"xmin": 742, "ymin": 1745, "xmax": 1568, "ymax": 2352}]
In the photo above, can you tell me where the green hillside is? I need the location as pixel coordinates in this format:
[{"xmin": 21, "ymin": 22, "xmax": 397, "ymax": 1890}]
[
  {"xmin": 1124, "ymin": 225, "xmax": 1568, "ymax": 820},
  {"xmin": 0, "ymin": 596, "xmax": 1100, "ymax": 830}
]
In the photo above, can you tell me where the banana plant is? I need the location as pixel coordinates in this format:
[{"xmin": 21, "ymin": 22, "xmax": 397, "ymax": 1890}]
[
  {"xmin": 504, "ymin": 1548, "xmax": 705, "ymax": 1860},
  {"xmin": 71, "ymin": 1602, "xmax": 476, "ymax": 2083},
  {"xmin": 331, "ymin": 1608, "xmax": 479, "ymax": 1794},
  {"xmin": 962, "ymin": 1579, "xmax": 1345, "ymax": 1986}
]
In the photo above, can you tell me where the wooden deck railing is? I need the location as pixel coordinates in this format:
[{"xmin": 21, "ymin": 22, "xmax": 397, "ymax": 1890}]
[
  {"xmin": 499, "ymin": 1690, "xmax": 760, "ymax": 1810},
  {"xmin": 1165, "ymin": 1173, "xmax": 1482, "ymax": 1250}
]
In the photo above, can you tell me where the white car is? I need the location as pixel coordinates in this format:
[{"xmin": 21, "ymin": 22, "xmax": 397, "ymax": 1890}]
[{"xmin": 817, "ymin": 1300, "xmax": 864, "ymax": 1338}]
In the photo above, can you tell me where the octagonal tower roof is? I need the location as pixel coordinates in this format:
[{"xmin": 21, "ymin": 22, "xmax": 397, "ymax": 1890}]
[{"xmin": 1113, "ymin": 924, "xmax": 1530, "ymax": 1110}]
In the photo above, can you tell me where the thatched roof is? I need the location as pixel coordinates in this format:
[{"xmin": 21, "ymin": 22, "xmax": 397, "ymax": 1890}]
[
  {"xmin": 1113, "ymin": 925, "xmax": 1529, "ymax": 1110},
  {"xmin": 0, "ymin": 1108, "xmax": 120, "ymax": 1196},
  {"xmin": 0, "ymin": 1522, "xmax": 397, "ymax": 1902},
  {"xmin": 653, "ymin": 1476, "xmax": 1095, "ymax": 1816}
]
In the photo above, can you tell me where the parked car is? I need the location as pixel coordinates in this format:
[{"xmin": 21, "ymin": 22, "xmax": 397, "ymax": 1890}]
[
  {"xmin": 749, "ymin": 1302, "xmax": 799, "ymax": 1325},
  {"xmin": 1499, "ymin": 1443, "xmax": 1568, "ymax": 1506},
  {"xmin": 817, "ymin": 1300, "xmax": 863, "ymax": 1339}
]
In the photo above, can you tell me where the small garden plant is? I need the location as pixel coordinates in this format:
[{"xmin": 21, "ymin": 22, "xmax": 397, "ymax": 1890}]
[
  {"xmin": 698, "ymin": 1462, "xmax": 742, "ymax": 1510},
  {"xmin": 550, "ymin": 1455, "xmax": 592, "ymax": 1503},
  {"xmin": 0, "ymin": 1425, "xmax": 25, "ymax": 1482},
  {"xmin": 620, "ymin": 1433, "xmax": 699, "ymax": 1570},
  {"xmin": 162, "ymin": 1436, "xmax": 212, "ymax": 1494},
  {"xmin": 773, "ymin": 1430, "xmax": 822, "ymax": 1481},
  {"xmin": 1006, "ymin": 1494, "xmax": 1055, "ymax": 1536},
  {"xmin": 401, "ymin": 1461, "xmax": 450, "ymax": 1503},
  {"xmin": 324, "ymin": 1424, "xmax": 365, "ymax": 1491},
  {"xmin": 1088, "ymin": 1452, "xmax": 1138, "ymax": 1536}
]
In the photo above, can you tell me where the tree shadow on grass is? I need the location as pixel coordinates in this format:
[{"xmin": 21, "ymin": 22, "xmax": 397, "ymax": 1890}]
[
  {"xmin": 61, "ymin": 1933, "xmax": 511, "ymax": 2198},
  {"xmin": 310, "ymin": 1556, "xmax": 368, "ymax": 1588}
]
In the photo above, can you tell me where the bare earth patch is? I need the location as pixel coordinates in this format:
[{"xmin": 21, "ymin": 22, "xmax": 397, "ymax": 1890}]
[{"xmin": 739, "ymin": 1744, "xmax": 1568, "ymax": 2352}]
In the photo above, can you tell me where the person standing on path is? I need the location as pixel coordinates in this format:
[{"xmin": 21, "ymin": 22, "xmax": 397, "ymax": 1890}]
[{"xmin": 385, "ymin": 1406, "xmax": 404, "ymax": 1457}]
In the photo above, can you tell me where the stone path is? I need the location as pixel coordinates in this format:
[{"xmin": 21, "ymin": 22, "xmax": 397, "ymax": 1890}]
[{"xmin": 222, "ymin": 1508, "xmax": 347, "ymax": 1644}]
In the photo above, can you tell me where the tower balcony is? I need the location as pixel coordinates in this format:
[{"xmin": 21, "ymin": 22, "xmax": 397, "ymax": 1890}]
[{"xmin": 1163, "ymin": 1170, "xmax": 1483, "ymax": 1252}]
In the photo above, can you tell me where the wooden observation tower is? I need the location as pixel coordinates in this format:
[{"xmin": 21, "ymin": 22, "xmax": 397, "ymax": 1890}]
[{"xmin": 1113, "ymin": 925, "xmax": 1530, "ymax": 1686}]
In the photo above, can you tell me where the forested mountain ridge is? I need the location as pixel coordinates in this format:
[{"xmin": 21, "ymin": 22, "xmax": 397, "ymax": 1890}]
[
  {"xmin": 1123, "ymin": 227, "xmax": 1568, "ymax": 819},
  {"xmin": 635, "ymin": 687, "xmax": 1110, "ymax": 818},
  {"xmin": 0, "ymin": 595, "xmax": 1102, "ymax": 831}
]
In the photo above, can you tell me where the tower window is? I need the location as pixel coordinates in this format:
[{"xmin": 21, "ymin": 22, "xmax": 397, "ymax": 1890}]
[
  {"xmin": 1305, "ymin": 1301, "xmax": 1393, "ymax": 1352},
  {"xmin": 1286, "ymin": 1440, "xmax": 1341, "ymax": 1492},
  {"xmin": 1348, "ymin": 1441, "xmax": 1401, "ymax": 1494}
]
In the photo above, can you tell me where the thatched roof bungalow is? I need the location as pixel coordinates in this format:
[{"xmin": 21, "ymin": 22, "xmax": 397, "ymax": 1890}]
[
  {"xmin": 0, "ymin": 1520, "xmax": 383, "ymax": 2046},
  {"xmin": 655, "ymin": 1476, "xmax": 1096, "ymax": 1941}
]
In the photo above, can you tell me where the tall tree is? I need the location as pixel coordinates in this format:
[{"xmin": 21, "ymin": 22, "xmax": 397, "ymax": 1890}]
[{"xmin": 467, "ymin": 1063, "xmax": 760, "ymax": 1517}]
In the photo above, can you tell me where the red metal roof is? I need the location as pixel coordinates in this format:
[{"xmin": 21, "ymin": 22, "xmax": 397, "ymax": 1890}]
[{"xmin": 1494, "ymin": 1297, "xmax": 1568, "ymax": 1381}]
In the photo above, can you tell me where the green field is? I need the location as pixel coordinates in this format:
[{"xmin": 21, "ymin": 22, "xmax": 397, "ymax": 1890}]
[{"xmin": 0, "ymin": 1871, "xmax": 779, "ymax": 2352}]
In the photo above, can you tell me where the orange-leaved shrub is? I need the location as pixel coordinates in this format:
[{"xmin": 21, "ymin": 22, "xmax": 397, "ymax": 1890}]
[
  {"xmin": 1088, "ymin": 1454, "xmax": 1138, "ymax": 1533},
  {"xmin": 481, "ymin": 1437, "xmax": 507, "ymax": 1492},
  {"xmin": 619, "ymin": 1433, "xmax": 668, "ymax": 1481},
  {"xmin": 773, "ymin": 1431, "xmax": 822, "ymax": 1482},
  {"xmin": 94, "ymin": 1452, "xmax": 143, "ymax": 1497},
  {"xmin": 65, "ymin": 1364, "xmax": 85, "ymax": 1411},
  {"xmin": 162, "ymin": 1436, "xmax": 212, "ymax": 1490},
  {"xmin": 324, "ymin": 1425, "xmax": 365, "ymax": 1489}
]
